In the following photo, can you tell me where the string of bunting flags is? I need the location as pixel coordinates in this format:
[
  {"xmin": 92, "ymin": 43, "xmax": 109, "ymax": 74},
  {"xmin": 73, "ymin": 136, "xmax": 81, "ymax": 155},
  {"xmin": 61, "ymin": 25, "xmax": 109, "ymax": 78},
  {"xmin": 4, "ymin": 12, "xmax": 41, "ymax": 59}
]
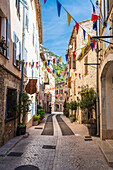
[{"xmin": 44, "ymin": 0, "xmax": 100, "ymax": 61}]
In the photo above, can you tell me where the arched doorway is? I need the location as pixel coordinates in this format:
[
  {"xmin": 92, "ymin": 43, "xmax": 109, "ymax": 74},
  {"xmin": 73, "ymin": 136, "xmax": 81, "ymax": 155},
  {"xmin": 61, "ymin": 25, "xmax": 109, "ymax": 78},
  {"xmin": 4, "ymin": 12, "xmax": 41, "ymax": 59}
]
[{"xmin": 100, "ymin": 55, "xmax": 113, "ymax": 139}]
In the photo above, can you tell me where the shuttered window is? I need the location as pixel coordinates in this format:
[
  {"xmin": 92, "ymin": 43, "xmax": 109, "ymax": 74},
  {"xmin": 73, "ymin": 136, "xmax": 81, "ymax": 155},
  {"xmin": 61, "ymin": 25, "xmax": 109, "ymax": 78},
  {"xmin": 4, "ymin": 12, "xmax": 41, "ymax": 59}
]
[
  {"xmin": 13, "ymin": 32, "xmax": 17, "ymax": 66},
  {"xmin": 6, "ymin": 19, "xmax": 10, "ymax": 59},
  {"xmin": 16, "ymin": 0, "xmax": 20, "ymax": 14}
]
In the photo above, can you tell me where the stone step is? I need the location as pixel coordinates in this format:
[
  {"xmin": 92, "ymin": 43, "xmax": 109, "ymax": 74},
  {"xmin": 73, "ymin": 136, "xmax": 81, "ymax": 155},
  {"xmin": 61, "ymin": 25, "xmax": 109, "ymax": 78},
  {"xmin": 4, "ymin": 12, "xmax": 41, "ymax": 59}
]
[
  {"xmin": 98, "ymin": 141, "xmax": 113, "ymax": 167},
  {"xmin": 106, "ymin": 140, "xmax": 113, "ymax": 150}
]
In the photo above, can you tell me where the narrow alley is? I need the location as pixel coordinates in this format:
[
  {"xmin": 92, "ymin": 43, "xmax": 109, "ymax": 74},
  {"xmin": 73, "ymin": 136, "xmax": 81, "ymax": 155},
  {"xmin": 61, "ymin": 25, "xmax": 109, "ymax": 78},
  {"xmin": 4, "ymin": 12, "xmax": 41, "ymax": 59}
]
[{"xmin": 0, "ymin": 113, "xmax": 112, "ymax": 170}]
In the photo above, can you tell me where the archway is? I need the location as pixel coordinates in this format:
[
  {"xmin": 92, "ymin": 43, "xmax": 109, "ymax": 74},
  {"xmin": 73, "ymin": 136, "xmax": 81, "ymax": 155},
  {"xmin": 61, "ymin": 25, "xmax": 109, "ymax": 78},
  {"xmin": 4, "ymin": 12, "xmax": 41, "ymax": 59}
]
[{"xmin": 100, "ymin": 55, "xmax": 113, "ymax": 139}]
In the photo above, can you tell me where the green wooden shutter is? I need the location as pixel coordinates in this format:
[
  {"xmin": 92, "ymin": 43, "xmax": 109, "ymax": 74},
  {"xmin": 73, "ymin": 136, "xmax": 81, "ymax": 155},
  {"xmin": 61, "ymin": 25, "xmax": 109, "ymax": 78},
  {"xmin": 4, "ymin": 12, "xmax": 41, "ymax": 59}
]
[{"xmin": 6, "ymin": 19, "xmax": 10, "ymax": 59}]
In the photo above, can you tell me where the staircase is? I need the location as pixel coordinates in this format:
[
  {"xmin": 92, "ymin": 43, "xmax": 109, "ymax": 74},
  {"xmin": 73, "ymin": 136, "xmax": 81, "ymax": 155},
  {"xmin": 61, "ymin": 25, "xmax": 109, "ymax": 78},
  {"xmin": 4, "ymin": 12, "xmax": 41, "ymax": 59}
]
[{"xmin": 98, "ymin": 140, "xmax": 113, "ymax": 167}]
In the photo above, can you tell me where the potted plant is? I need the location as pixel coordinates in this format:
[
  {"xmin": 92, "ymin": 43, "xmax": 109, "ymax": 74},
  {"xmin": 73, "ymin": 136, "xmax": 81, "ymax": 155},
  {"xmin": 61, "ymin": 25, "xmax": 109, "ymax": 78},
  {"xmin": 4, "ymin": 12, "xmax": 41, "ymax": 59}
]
[
  {"xmin": 63, "ymin": 101, "xmax": 69, "ymax": 117},
  {"xmin": 37, "ymin": 108, "xmax": 45, "ymax": 123},
  {"xmin": 69, "ymin": 114, "xmax": 74, "ymax": 123},
  {"xmin": 32, "ymin": 114, "xmax": 40, "ymax": 126},
  {"xmin": 69, "ymin": 100, "xmax": 78, "ymax": 122},
  {"xmin": 16, "ymin": 92, "xmax": 31, "ymax": 136},
  {"xmin": 79, "ymin": 85, "xmax": 96, "ymax": 136}
]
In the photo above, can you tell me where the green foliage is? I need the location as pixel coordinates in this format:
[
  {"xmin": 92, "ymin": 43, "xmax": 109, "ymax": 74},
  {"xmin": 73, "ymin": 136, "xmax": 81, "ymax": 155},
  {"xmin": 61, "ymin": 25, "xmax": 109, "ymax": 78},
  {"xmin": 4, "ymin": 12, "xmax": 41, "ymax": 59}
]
[
  {"xmin": 63, "ymin": 100, "xmax": 67, "ymax": 108},
  {"xmin": 37, "ymin": 108, "xmax": 45, "ymax": 120},
  {"xmin": 68, "ymin": 114, "xmax": 76, "ymax": 121},
  {"xmin": 79, "ymin": 85, "xmax": 96, "ymax": 119},
  {"xmin": 34, "ymin": 114, "xmax": 41, "ymax": 121},
  {"xmin": 18, "ymin": 124, "xmax": 26, "ymax": 128},
  {"xmin": 63, "ymin": 102, "xmax": 70, "ymax": 117},
  {"xmin": 69, "ymin": 101, "xmax": 78, "ymax": 111}
]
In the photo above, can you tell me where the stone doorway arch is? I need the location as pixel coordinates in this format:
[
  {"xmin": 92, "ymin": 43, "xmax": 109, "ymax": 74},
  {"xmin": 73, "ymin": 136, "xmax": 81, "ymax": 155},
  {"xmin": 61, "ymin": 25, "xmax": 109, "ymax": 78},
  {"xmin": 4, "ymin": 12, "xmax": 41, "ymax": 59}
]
[{"xmin": 100, "ymin": 54, "xmax": 113, "ymax": 139}]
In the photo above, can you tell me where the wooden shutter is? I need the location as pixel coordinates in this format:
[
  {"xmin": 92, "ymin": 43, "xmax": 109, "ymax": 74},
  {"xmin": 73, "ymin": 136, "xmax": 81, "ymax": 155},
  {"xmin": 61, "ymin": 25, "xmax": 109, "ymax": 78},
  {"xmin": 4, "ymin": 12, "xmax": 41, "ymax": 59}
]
[
  {"xmin": 6, "ymin": 19, "xmax": 10, "ymax": 59},
  {"xmin": 13, "ymin": 32, "xmax": 17, "ymax": 66},
  {"xmin": 19, "ymin": 41, "xmax": 21, "ymax": 70}
]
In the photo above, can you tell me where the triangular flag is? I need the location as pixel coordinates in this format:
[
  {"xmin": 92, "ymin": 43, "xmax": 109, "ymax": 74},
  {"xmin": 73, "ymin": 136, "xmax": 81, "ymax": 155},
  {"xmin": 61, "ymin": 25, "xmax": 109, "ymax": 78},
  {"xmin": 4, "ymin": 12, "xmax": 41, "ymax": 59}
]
[
  {"xmin": 88, "ymin": 35, "xmax": 91, "ymax": 46},
  {"xmin": 62, "ymin": 71, "xmax": 64, "ymax": 76},
  {"xmin": 75, "ymin": 73, "xmax": 77, "ymax": 77},
  {"xmin": 47, "ymin": 68, "xmax": 50, "ymax": 72},
  {"xmin": 53, "ymin": 70, "xmax": 55, "ymax": 74},
  {"xmin": 53, "ymin": 58, "xmax": 56, "ymax": 65},
  {"xmin": 32, "ymin": 62, "xmax": 34, "ymax": 67},
  {"xmin": 67, "ymin": 72, "xmax": 69, "ymax": 76},
  {"xmin": 44, "ymin": 0, "xmax": 47, "ymax": 4},
  {"xmin": 79, "ymin": 73, "xmax": 81, "ymax": 79},
  {"xmin": 76, "ymin": 22, "xmax": 79, "ymax": 34},
  {"xmin": 71, "ymin": 72, "xmax": 73, "ymax": 77},
  {"xmin": 82, "ymin": 74, "xmax": 84, "ymax": 78},
  {"xmin": 42, "ymin": 67, "xmax": 44, "ymax": 71},
  {"xmin": 57, "ymin": 70, "xmax": 60, "ymax": 75},
  {"xmin": 93, "ymin": 39, "xmax": 95, "ymax": 49},
  {"xmin": 77, "ymin": 77, "xmax": 78, "ymax": 80},
  {"xmin": 36, "ymin": 62, "xmax": 38, "ymax": 67},
  {"xmin": 90, "ymin": 42, "xmax": 94, "ymax": 51},
  {"xmin": 81, "ymin": 47, "xmax": 85, "ymax": 56},
  {"xmin": 57, "ymin": 0, "xmax": 61, "ymax": 17},
  {"xmin": 24, "ymin": 62, "xmax": 26, "ymax": 67},
  {"xmin": 43, "ymin": 61, "xmax": 45, "ymax": 66},
  {"xmin": 65, "ymin": 54, "xmax": 68, "ymax": 61},
  {"xmin": 29, "ymin": 62, "xmax": 31, "ymax": 67},
  {"xmin": 67, "ymin": 12, "xmax": 71, "ymax": 26},
  {"xmin": 48, "ymin": 60, "xmax": 50, "ymax": 66},
  {"xmin": 83, "ymin": 29, "xmax": 86, "ymax": 40},
  {"xmin": 23, "ymin": 62, "xmax": 25, "ymax": 67},
  {"xmin": 59, "ymin": 56, "xmax": 61, "ymax": 63},
  {"xmin": 67, "ymin": 82, "xmax": 69, "ymax": 86},
  {"xmin": 73, "ymin": 51, "xmax": 76, "ymax": 59},
  {"xmin": 91, "ymin": 14, "xmax": 99, "ymax": 22},
  {"xmin": 93, "ymin": 21, "xmax": 97, "ymax": 31}
]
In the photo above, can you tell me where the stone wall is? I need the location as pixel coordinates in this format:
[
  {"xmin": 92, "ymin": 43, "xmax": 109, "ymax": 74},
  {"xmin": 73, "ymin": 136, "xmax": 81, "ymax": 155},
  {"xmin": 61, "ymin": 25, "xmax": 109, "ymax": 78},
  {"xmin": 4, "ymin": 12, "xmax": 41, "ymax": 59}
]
[{"xmin": 0, "ymin": 65, "xmax": 21, "ymax": 147}]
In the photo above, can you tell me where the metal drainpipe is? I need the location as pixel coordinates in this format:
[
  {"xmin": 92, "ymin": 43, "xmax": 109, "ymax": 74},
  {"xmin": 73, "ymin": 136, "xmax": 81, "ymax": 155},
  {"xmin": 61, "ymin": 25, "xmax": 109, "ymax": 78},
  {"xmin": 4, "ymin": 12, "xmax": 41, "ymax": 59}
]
[{"xmin": 21, "ymin": 6, "xmax": 26, "ymax": 93}]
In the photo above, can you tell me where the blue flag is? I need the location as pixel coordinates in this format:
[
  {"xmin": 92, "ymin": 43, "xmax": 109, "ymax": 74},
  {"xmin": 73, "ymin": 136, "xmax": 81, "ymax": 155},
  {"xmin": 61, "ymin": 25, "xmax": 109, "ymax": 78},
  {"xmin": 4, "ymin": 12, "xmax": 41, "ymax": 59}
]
[
  {"xmin": 57, "ymin": 0, "xmax": 61, "ymax": 17},
  {"xmin": 65, "ymin": 54, "xmax": 68, "ymax": 61},
  {"xmin": 67, "ymin": 72, "xmax": 69, "ymax": 76},
  {"xmin": 48, "ymin": 60, "xmax": 50, "ymax": 66},
  {"xmin": 79, "ymin": 74, "xmax": 81, "ymax": 79},
  {"xmin": 90, "ymin": 42, "xmax": 94, "ymax": 51},
  {"xmin": 93, "ymin": 21, "xmax": 97, "ymax": 31},
  {"xmin": 53, "ymin": 70, "xmax": 55, "ymax": 74},
  {"xmin": 83, "ymin": 29, "xmax": 86, "ymax": 40}
]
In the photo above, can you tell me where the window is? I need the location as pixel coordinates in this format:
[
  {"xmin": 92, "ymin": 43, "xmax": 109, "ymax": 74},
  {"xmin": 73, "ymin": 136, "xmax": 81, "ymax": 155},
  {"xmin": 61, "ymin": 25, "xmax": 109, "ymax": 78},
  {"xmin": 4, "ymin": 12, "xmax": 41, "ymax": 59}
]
[
  {"xmin": 59, "ymin": 89, "xmax": 63, "ymax": 94},
  {"xmin": 13, "ymin": 31, "xmax": 21, "ymax": 69},
  {"xmin": 16, "ymin": 0, "xmax": 20, "ymax": 14},
  {"xmin": 55, "ymin": 90, "xmax": 58, "ymax": 94},
  {"xmin": 101, "ymin": 0, "xmax": 109, "ymax": 27},
  {"xmin": 84, "ymin": 56, "xmax": 88, "ymax": 75},
  {"xmin": 6, "ymin": 88, "xmax": 17, "ymax": 120}
]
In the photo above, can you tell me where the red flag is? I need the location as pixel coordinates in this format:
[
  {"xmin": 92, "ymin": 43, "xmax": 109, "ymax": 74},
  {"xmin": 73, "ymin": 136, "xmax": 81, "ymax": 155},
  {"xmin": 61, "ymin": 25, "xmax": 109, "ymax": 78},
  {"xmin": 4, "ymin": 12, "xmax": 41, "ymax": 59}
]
[
  {"xmin": 62, "ymin": 71, "xmax": 64, "ymax": 76},
  {"xmin": 31, "ymin": 64, "xmax": 33, "ymax": 69},
  {"xmin": 47, "ymin": 68, "xmax": 50, "ymax": 72},
  {"xmin": 44, "ymin": 0, "xmax": 47, "ymax": 4},
  {"xmin": 93, "ymin": 39, "xmax": 95, "ymax": 49},
  {"xmin": 65, "ymin": 83, "xmax": 66, "ymax": 86},
  {"xmin": 73, "ymin": 51, "xmax": 76, "ymax": 59},
  {"xmin": 53, "ymin": 58, "xmax": 56, "ymax": 65},
  {"xmin": 91, "ymin": 14, "xmax": 99, "ymax": 22},
  {"xmin": 76, "ymin": 22, "xmax": 79, "ymax": 34},
  {"xmin": 36, "ymin": 62, "xmax": 38, "ymax": 67},
  {"xmin": 75, "ymin": 73, "xmax": 77, "ymax": 77}
]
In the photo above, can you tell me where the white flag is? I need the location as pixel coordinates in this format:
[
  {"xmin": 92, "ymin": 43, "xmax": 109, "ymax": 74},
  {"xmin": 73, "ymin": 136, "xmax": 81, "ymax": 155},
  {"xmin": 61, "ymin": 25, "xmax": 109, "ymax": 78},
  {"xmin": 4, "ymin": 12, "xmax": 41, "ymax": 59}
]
[{"xmin": 95, "ymin": 0, "xmax": 100, "ymax": 16}]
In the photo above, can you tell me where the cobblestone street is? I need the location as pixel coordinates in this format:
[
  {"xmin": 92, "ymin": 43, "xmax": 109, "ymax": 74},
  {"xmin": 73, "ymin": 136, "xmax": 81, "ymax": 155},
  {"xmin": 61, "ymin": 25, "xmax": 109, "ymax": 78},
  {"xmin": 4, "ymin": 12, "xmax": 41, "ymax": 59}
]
[{"xmin": 0, "ymin": 114, "xmax": 112, "ymax": 170}]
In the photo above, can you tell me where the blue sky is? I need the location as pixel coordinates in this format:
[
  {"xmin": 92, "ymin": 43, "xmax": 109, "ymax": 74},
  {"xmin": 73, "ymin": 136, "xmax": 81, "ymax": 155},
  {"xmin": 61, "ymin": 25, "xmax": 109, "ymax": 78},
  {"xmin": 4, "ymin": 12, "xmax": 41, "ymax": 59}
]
[{"xmin": 40, "ymin": 0, "xmax": 93, "ymax": 63}]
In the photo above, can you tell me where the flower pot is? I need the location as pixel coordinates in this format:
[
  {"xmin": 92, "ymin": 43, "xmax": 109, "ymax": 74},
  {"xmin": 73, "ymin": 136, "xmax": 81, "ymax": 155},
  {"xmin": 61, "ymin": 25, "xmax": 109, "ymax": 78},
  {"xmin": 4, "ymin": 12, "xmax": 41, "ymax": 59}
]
[
  {"xmin": 70, "ymin": 117, "xmax": 74, "ymax": 123},
  {"xmin": 32, "ymin": 120, "xmax": 38, "ymax": 126},
  {"xmin": 85, "ymin": 124, "xmax": 97, "ymax": 136},
  {"xmin": 16, "ymin": 126, "xmax": 26, "ymax": 136},
  {"xmin": 21, "ymin": 126, "xmax": 26, "ymax": 135}
]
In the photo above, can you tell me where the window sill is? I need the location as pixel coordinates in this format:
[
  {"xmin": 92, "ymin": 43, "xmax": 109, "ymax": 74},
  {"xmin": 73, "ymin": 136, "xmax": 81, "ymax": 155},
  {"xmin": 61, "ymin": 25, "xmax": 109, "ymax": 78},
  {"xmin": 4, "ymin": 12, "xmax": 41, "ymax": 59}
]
[
  {"xmin": 13, "ymin": 64, "xmax": 21, "ymax": 71},
  {"xmin": 5, "ymin": 115, "xmax": 18, "ymax": 123}
]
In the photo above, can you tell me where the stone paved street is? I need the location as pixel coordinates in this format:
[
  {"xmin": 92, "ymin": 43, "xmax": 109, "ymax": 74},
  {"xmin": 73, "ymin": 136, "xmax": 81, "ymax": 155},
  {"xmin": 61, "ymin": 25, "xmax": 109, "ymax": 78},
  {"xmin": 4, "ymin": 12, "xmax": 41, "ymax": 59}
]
[{"xmin": 0, "ymin": 113, "xmax": 112, "ymax": 170}]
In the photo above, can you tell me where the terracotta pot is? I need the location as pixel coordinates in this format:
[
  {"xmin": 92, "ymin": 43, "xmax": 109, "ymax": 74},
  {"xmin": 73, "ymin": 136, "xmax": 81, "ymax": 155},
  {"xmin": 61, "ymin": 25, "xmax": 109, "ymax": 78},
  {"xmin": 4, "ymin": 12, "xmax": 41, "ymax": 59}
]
[{"xmin": 32, "ymin": 120, "xmax": 38, "ymax": 126}]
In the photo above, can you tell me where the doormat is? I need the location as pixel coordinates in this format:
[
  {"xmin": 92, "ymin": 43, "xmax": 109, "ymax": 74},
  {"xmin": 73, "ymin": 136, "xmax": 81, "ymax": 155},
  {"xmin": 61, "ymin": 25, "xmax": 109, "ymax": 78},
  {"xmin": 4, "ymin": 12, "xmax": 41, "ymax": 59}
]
[
  {"xmin": 35, "ymin": 127, "xmax": 43, "ymax": 129},
  {"xmin": 14, "ymin": 165, "xmax": 40, "ymax": 170},
  {"xmin": 42, "ymin": 145, "xmax": 56, "ymax": 149},
  {"xmin": 7, "ymin": 152, "xmax": 23, "ymax": 157}
]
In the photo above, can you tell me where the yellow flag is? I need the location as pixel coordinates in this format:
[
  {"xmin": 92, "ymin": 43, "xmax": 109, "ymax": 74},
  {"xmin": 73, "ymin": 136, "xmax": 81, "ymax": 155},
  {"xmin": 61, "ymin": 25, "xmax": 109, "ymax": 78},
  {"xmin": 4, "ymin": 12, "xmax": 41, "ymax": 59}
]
[
  {"xmin": 43, "ymin": 61, "xmax": 45, "ymax": 66},
  {"xmin": 57, "ymin": 71, "xmax": 60, "ymax": 75},
  {"xmin": 88, "ymin": 34, "xmax": 90, "ymax": 46},
  {"xmin": 67, "ymin": 12, "xmax": 71, "ymax": 26},
  {"xmin": 42, "ymin": 67, "xmax": 44, "ymax": 71},
  {"xmin": 81, "ymin": 47, "xmax": 85, "ymax": 56},
  {"xmin": 24, "ymin": 62, "xmax": 26, "ymax": 67},
  {"xmin": 61, "ymin": 85, "xmax": 62, "ymax": 87},
  {"xmin": 59, "ymin": 56, "xmax": 61, "ymax": 63},
  {"xmin": 77, "ymin": 77, "xmax": 78, "ymax": 80},
  {"xmin": 67, "ymin": 82, "xmax": 69, "ymax": 86},
  {"xmin": 71, "ymin": 72, "xmax": 73, "ymax": 77},
  {"xmin": 29, "ymin": 62, "xmax": 31, "ymax": 67}
]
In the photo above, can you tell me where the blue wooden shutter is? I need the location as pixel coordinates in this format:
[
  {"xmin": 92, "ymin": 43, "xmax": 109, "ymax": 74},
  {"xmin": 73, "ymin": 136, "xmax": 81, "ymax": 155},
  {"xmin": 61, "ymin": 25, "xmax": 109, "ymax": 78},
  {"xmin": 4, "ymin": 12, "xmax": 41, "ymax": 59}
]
[
  {"xmin": 19, "ymin": 41, "xmax": 21, "ymax": 70},
  {"xmin": 18, "ymin": 0, "xmax": 20, "ymax": 14},
  {"xmin": 13, "ymin": 32, "xmax": 17, "ymax": 66},
  {"xmin": 33, "ymin": 24, "xmax": 34, "ymax": 45},
  {"xmin": 6, "ymin": 19, "xmax": 10, "ymax": 59}
]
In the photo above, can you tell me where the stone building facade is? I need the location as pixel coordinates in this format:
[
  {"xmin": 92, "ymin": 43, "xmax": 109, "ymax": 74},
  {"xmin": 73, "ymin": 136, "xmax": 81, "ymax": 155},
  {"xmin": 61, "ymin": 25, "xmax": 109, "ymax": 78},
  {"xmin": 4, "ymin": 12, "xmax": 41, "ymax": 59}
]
[
  {"xmin": 67, "ymin": 19, "xmax": 96, "ymax": 123},
  {"xmin": 55, "ymin": 82, "xmax": 66, "ymax": 112},
  {"xmin": 0, "ymin": 0, "xmax": 42, "ymax": 146},
  {"xmin": 98, "ymin": 1, "xmax": 113, "ymax": 140}
]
